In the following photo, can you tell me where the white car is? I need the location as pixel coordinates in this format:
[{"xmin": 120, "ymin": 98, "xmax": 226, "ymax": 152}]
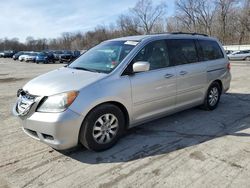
[
  {"xmin": 24, "ymin": 52, "xmax": 38, "ymax": 62},
  {"xmin": 227, "ymin": 50, "xmax": 250, "ymax": 61},
  {"xmin": 18, "ymin": 54, "xmax": 29, "ymax": 61}
]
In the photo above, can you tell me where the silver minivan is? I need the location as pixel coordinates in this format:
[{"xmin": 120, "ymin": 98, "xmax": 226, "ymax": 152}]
[{"xmin": 13, "ymin": 33, "xmax": 231, "ymax": 151}]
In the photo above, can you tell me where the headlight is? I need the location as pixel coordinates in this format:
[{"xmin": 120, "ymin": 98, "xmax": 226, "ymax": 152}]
[{"xmin": 37, "ymin": 91, "xmax": 78, "ymax": 113}]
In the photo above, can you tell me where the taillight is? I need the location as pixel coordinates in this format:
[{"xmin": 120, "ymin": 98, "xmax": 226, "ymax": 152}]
[{"xmin": 227, "ymin": 63, "xmax": 231, "ymax": 70}]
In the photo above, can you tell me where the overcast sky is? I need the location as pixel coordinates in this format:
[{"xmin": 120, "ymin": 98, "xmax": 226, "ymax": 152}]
[{"xmin": 0, "ymin": 0, "xmax": 175, "ymax": 42}]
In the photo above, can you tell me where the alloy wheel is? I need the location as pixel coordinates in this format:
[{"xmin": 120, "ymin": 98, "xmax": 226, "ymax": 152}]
[
  {"xmin": 92, "ymin": 113, "xmax": 119, "ymax": 144},
  {"xmin": 208, "ymin": 87, "xmax": 219, "ymax": 106}
]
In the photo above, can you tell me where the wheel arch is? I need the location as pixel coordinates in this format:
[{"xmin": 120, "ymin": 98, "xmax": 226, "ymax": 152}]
[
  {"xmin": 77, "ymin": 101, "xmax": 130, "ymax": 144},
  {"xmin": 212, "ymin": 79, "xmax": 223, "ymax": 93}
]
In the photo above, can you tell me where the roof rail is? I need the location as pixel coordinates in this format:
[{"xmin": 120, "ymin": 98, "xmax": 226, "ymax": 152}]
[{"xmin": 171, "ymin": 32, "xmax": 208, "ymax": 37}]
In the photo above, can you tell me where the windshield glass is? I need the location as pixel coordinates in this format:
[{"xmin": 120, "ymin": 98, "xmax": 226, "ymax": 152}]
[
  {"xmin": 54, "ymin": 51, "xmax": 63, "ymax": 54},
  {"xmin": 69, "ymin": 40, "xmax": 138, "ymax": 73},
  {"xmin": 38, "ymin": 52, "xmax": 46, "ymax": 56}
]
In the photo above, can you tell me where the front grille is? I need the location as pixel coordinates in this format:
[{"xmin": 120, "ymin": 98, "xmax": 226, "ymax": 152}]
[{"xmin": 16, "ymin": 90, "xmax": 37, "ymax": 116}]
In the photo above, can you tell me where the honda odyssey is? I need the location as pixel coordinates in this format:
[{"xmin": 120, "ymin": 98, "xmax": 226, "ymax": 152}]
[{"xmin": 13, "ymin": 33, "xmax": 231, "ymax": 151}]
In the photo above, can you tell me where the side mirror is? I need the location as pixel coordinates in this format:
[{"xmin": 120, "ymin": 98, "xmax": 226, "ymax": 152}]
[{"xmin": 133, "ymin": 61, "xmax": 150, "ymax": 73}]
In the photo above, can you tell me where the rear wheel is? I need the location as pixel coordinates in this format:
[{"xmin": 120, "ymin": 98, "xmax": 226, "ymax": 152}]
[
  {"xmin": 79, "ymin": 104, "xmax": 125, "ymax": 151},
  {"xmin": 201, "ymin": 82, "xmax": 221, "ymax": 110},
  {"xmin": 245, "ymin": 57, "xmax": 250, "ymax": 61}
]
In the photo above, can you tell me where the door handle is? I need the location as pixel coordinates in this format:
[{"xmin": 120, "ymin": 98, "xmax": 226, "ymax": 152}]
[
  {"xmin": 164, "ymin": 73, "xmax": 174, "ymax": 78},
  {"xmin": 179, "ymin": 71, "xmax": 188, "ymax": 75}
]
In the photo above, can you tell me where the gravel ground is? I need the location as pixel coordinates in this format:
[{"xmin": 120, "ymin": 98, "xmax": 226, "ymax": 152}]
[{"xmin": 0, "ymin": 59, "xmax": 250, "ymax": 188}]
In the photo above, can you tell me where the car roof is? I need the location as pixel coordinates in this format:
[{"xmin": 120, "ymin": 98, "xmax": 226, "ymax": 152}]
[{"xmin": 109, "ymin": 33, "xmax": 214, "ymax": 42}]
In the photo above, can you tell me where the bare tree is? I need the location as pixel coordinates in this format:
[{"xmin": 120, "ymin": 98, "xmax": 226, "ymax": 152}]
[
  {"xmin": 195, "ymin": 0, "xmax": 215, "ymax": 35},
  {"xmin": 176, "ymin": 0, "xmax": 198, "ymax": 32},
  {"xmin": 215, "ymin": 0, "xmax": 238, "ymax": 43},
  {"xmin": 131, "ymin": 0, "xmax": 167, "ymax": 34},
  {"xmin": 237, "ymin": 0, "xmax": 250, "ymax": 44},
  {"xmin": 117, "ymin": 14, "xmax": 142, "ymax": 35}
]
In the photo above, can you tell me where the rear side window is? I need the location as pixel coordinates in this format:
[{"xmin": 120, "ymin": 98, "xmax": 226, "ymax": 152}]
[
  {"xmin": 167, "ymin": 39, "xmax": 198, "ymax": 65},
  {"xmin": 199, "ymin": 40, "xmax": 224, "ymax": 60}
]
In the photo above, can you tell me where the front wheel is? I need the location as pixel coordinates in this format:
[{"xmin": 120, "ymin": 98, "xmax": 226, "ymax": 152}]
[
  {"xmin": 245, "ymin": 57, "xmax": 250, "ymax": 61},
  {"xmin": 201, "ymin": 82, "xmax": 221, "ymax": 110},
  {"xmin": 79, "ymin": 104, "xmax": 125, "ymax": 151}
]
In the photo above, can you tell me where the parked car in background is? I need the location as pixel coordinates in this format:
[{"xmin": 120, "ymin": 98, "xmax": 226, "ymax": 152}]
[
  {"xmin": 59, "ymin": 50, "xmax": 81, "ymax": 63},
  {"xmin": 24, "ymin": 52, "xmax": 38, "ymax": 62},
  {"xmin": 13, "ymin": 33, "xmax": 231, "ymax": 151},
  {"xmin": 73, "ymin": 50, "xmax": 81, "ymax": 58},
  {"xmin": 47, "ymin": 51, "xmax": 55, "ymax": 63},
  {"xmin": 225, "ymin": 50, "xmax": 234, "ymax": 55},
  {"xmin": 13, "ymin": 51, "xmax": 26, "ymax": 60},
  {"xmin": 35, "ymin": 52, "xmax": 49, "ymax": 63},
  {"xmin": 18, "ymin": 52, "xmax": 31, "ymax": 61},
  {"xmin": 59, "ymin": 51, "xmax": 73, "ymax": 63},
  {"xmin": 2, "ymin": 50, "xmax": 16, "ymax": 58},
  {"xmin": 0, "ymin": 51, "xmax": 4, "ymax": 57},
  {"xmin": 52, "ymin": 50, "xmax": 64, "ymax": 61},
  {"xmin": 227, "ymin": 50, "xmax": 250, "ymax": 61}
]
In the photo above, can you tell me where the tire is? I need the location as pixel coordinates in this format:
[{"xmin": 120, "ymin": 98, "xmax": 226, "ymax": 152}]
[
  {"xmin": 201, "ymin": 82, "xmax": 221, "ymax": 111},
  {"xmin": 245, "ymin": 57, "xmax": 250, "ymax": 61},
  {"xmin": 79, "ymin": 104, "xmax": 125, "ymax": 151}
]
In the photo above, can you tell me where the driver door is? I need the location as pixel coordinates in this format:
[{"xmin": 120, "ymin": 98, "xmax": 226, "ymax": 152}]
[{"xmin": 128, "ymin": 40, "xmax": 177, "ymax": 123}]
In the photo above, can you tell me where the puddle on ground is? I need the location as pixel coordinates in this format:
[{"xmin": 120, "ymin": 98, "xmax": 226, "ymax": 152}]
[{"xmin": 0, "ymin": 77, "xmax": 25, "ymax": 83}]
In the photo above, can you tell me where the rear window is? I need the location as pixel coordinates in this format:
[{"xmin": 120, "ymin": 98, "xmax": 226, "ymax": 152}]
[
  {"xmin": 167, "ymin": 39, "xmax": 198, "ymax": 65},
  {"xmin": 199, "ymin": 40, "xmax": 224, "ymax": 60}
]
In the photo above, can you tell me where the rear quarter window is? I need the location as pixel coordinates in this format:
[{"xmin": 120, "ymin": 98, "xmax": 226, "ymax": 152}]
[{"xmin": 199, "ymin": 40, "xmax": 224, "ymax": 61}]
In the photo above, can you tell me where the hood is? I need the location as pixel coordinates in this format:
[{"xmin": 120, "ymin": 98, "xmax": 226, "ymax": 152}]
[
  {"xmin": 27, "ymin": 55, "xmax": 36, "ymax": 58},
  {"xmin": 23, "ymin": 67, "xmax": 107, "ymax": 96},
  {"xmin": 20, "ymin": 55, "xmax": 28, "ymax": 58},
  {"xmin": 36, "ymin": 55, "xmax": 47, "ymax": 58}
]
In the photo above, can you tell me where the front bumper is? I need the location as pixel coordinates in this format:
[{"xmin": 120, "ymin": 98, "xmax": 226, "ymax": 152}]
[{"xmin": 13, "ymin": 106, "xmax": 84, "ymax": 150}]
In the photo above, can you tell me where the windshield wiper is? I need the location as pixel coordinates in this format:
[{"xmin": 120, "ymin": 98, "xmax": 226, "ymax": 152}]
[{"xmin": 70, "ymin": 67, "xmax": 99, "ymax": 73}]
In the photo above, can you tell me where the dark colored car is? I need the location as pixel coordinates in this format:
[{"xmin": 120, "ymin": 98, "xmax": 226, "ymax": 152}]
[
  {"xmin": 52, "ymin": 50, "xmax": 64, "ymax": 61},
  {"xmin": 13, "ymin": 51, "xmax": 25, "ymax": 60},
  {"xmin": 2, "ymin": 50, "xmax": 16, "ymax": 58},
  {"xmin": 35, "ymin": 52, "xmax": 55, "ymax": 64},
  {"xmin": 35, "ymin": 52, "xmax": 49, "ymax": 63},
  {"xmin": 59, "ymin": 50, "xmax": 81, "ymax": 63}
]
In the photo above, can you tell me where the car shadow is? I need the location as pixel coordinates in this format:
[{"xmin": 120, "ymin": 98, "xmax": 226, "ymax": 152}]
[{"xmin": 60, "ymin": 92, "xmax": 250, "ymax": 164}]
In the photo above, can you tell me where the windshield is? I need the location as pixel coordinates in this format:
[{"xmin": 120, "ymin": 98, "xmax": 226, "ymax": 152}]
[
  {"xmin": 54, "ymin": 51, "xmax": 63, "ymax": 54},
  {"xmin": 69, "ymin": 40, "xmax": 138, "ymax": 73},
  {"xmin": 64, "ymin": 51, "xmax": 72, "ymax": 54},
  {"xmin": 38, "ymin": 52, "xmax": 46, "ymax": 56}
]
